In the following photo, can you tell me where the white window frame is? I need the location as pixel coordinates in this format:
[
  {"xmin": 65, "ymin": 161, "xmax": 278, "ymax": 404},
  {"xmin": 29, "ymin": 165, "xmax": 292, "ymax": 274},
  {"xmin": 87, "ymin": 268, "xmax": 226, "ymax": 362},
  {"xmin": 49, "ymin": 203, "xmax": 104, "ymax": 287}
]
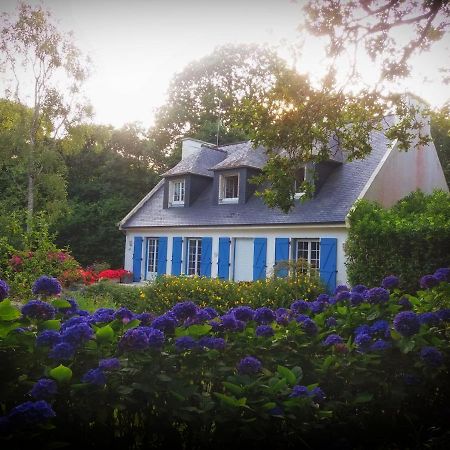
[
  {"xmin": 147, "ymin": 238, "xmax": 159, "ymax": 274},
  {"xmin": 293, "ymin": 238, "xmax": 320, "ymax": 274},
  {"xmin": 186, "ymin": 238, "xmax": 202, "ymax": 276},
  {"xmin": 293, "ymin": 166, "xmax": 307, "ymax": 199},
  {"xmin": 219, "ymin": 173, "xmax": 239, "ymax": 204},
  {"xmin": 169, "ymin": 178, "xmax": 185, "ymax": 207}
]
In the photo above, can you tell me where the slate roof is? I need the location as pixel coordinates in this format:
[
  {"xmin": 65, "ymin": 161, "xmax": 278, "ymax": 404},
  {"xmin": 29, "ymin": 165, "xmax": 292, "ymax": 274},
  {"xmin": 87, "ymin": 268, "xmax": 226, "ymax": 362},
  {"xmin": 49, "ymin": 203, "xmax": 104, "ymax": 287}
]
[
  {"xmin": 120, "ymin": 131, "xmax": 391, "ymax": 228},
  {"xmin": 210, "ymin": 142, "xmax": 268, "ymax": 170}
]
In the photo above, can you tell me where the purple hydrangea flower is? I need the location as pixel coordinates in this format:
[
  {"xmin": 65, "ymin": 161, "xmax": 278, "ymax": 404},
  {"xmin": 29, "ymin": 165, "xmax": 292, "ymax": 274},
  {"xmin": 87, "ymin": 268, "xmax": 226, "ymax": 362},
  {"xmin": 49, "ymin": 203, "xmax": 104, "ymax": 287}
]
[
  {"xmin": 114, "ymin": 307, "xmax": 134, "ymax": 323},
  {"xmin": 135, "ymin": 312, "xmax": 155, "ymax": 326},
  {"xmin": 99, "ymin": 358, "xmax": 121, "ymax": 371},
  {"xmin": 61, "ymin": 323, "xmax": 94, "ymax": 346},
  {"xmin": 420, "ymin": 275, "xmax": 439, "ymax": 289},
  {"xmin": 370, "ymin": 320, "xmax": 390, "ymax": 337},
  {"xmin": 295, "ymin": 314, "xmax": 309, "ymax": 323},
  {"xmin": 350, "ymin": 292, "xmax": 364, "ymax": 306},
  {"xmin": 32, "ymin": 276, "xmax": 62, "ymax": 297},
  {"xmin": 0, "ymin": 279, "xmax": 10, "ymax": 301},
  {"xmin": 256, "ymin": 325, "xmax": 274, "ymax": 337},
  {"xmin": 382, "ymin": 275, "xmax": 399, "ymax": 290},
  {"xmin": 290, "ymin": 385, "xmax": 309, "ymax": 398},
  {"xmin": 36, "ymin": 330, "xmax": 61, "ymax": 347},
  {"xmin": 221, "ymin": 314, "xmax": 238, "ymax": 330},
  {"xmin": 420, "ymin": 346, "xmax": 444, "ymax": 367},
  {"xmin": 354, "ymin": 324, "xmax": 370, "ymax": 336},
  {"xmin": 90, "ymin": 308, "xmax": 115, "ymax": 324},
  {"xmin": 301, "ymin": 318, "xmax": 318, "ymax": 335},
  {"xmin": 325, "ymin": 316, "xmax": 338, "ymax": 327},
  {"xmin": 334, "ymin": 285, "xmax": 349, "ymax": 295},
  {"xmin": 186, "ymin": 309, "xmax": 210, "ymax": 325},
  {"xmin": 393, "ymin": 311, "xmax": 420, "ymax": 337},
  {"xmin": 82, "ymin": 368, "xmax": 106, "ymax": 386},
  {"xmin": 30, "ymin": 379, "xmax": 57, "ymax": 400},
  {"xmin": 57, "ymin": 297, "xmax": 78, "ymax": 315},
  {"xmin": 437, "ymin": 309, "xmax": 450, "ymax": 322},
  {"xmin": 335, "ymin": 291, "xmax": 351, "ymax": 302},
  {"xmin": 351, "ymin": 284, "xmax": 367, "ymax": 294},
  {"xmin": 310, "ymin": 387, "xmax": 326, "ymax": 403},
  {"xmin": 316, "ymin": 293, "xmax": 330, "ymax": 303},
  {"xmin": 232, "ymin": 306, "xmax": 255, "ymax": 322},
  {"xmin": 419, "ymin": 312, "xmax": 440, "ymax": 326},
  {"xmin": 198, "ymin": 337, "xmax": 226, "ymax": 350},
  {"xmin": 364, "ymin": 287, "xmax": 390, "ymax": 304},
  {"xmin": 175, "ymin": 336, "xmax": 197, "ymax": 351},
  {"xmin": 237, "ymin": 356, "xmax": 262, "ymax": 375},
  {"xmin": 60, "ymin": 316, "xmax": 88, "ymax": 331},
  {"xmin": 119, "ymin": 328, "xmax": 150, "ymax": 351},
  {"xmin": 22, "ymin": 300, "xmax": 56, "ymax": 321},
  {"xmin": 208, "ymin": 320, "xmax": 223, "ymax": 332},
  {"xmin": 275, "ymin": 308, "xmax": 290, "ymax": 326},
  {"xmin": 145, "ymin": 327, "xmax": 165, "ymax": 349},
  {"xmin": 370, "ymin": 339, "xmax": 391, "ymax": 352},
  {"xmin": 290, "ymin": 299, "xmax": 309, "ymax": 313},
  {"xmin": 8, "ymin": 400, "xmax": 55, "ymax": 426},
  {"xmin": 254, "ymin": 307, "xmax": 275, "ymax": 325},
  {"xmin": 434, "ymin": 267, "xmax": 450, "ymax": 282},
  {"xmin": 398, "ymin": 297, "xmax": 413, "ymax": 310},
  {"xmin": 355, "ymin": 333, "xmax": 372, "ymax": 349},
  {"xmin": 309, "ymin": 301, "xmax": 326, "ymax": 314},
  {"xmin": 171, "ymin": 301, "xmax": 198, "ymax": 321},
  {"xmin": 151, "ymin": 313, "xmax": 177, "ymax": 333},
  {"xmin": 323, "ymin": 333, "xmax": 343, "ymax": 346},
  {"xmin": 49, "ymin": 342, "xmax": 75, "ymax": 360},
  {"xmin": 203, "ymin": 307, "xmax": 218, "ymax": 319}
]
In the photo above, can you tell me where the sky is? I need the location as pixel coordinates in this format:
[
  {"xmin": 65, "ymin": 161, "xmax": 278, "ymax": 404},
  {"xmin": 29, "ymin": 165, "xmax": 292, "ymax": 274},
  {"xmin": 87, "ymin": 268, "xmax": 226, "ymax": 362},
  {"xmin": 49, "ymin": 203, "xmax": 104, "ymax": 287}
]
[{"xmin": 1, "ymin": 0, "xmax": 449, "ymax": 129}]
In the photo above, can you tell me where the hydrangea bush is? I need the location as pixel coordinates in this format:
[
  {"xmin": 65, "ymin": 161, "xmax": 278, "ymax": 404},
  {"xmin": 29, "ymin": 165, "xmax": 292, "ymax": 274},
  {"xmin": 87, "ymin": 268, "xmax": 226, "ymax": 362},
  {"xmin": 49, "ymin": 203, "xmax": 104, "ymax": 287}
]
[{"xmin": 0, "ymin": 270, "xmax": 449, "ymax": 449}]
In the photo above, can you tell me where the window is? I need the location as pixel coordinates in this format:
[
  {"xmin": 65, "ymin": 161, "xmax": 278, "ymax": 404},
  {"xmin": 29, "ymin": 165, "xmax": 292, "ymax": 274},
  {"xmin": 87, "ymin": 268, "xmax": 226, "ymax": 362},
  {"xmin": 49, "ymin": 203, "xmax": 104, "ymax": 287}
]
[
  {"xmin": 294, "ymin": 239, "xmax": 320, "ymax": 273},
  {"xmin": 169, "ymin": 179, "xmax": 185, "ymax": 206},
  {"xmin": 293, "ymin": 166, "xmax": 306, "ymax": 199},
  {"xmin": 186, "ymin": 238, "xmax": 202, "ymax": 275},
  {"xmin": 219, "ymin": 173, "xmax": 239, "ymax": 203},
  {"xmin": 147, "ymin": 238, "xmax": 158, "ymax": 273}
]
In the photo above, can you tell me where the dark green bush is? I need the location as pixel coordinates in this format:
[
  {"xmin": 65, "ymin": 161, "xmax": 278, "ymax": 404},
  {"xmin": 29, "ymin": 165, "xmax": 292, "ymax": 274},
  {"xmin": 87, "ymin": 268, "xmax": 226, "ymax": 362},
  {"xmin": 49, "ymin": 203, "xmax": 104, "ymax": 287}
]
[{"xmin": 346, "ymin": 190, "xmax": 450, "ymax": 291}]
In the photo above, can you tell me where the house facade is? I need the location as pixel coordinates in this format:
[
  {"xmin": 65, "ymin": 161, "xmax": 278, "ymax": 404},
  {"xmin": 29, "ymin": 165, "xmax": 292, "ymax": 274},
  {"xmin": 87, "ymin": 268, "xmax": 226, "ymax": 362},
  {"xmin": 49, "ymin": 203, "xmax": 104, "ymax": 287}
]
[{"xmin": 119, "ymin": 115, "xmax": 448, "ymax": 292}]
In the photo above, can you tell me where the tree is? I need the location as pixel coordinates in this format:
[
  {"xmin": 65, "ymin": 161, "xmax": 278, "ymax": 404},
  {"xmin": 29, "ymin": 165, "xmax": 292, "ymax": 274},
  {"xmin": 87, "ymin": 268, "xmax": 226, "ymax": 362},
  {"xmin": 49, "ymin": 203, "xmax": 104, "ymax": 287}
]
[
  {"xmin": 0, "ymin": 2, "xmax": 91, "ymax": 230},
  {"xmin": 234, "ymin": 1, "xmax": 450, "ymax": 211},
  {"xmin": 431, "ymin": 104, "xmax": 450, "ymax": 187}
]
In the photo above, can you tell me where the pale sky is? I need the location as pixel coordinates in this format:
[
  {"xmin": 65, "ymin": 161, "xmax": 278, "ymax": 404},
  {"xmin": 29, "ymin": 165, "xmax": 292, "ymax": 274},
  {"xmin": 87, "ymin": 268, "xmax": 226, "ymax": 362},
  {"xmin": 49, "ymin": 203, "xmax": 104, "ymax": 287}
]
[{"xmin": 1, "ymin": 0, "xmax": 449, "ymax": 128}]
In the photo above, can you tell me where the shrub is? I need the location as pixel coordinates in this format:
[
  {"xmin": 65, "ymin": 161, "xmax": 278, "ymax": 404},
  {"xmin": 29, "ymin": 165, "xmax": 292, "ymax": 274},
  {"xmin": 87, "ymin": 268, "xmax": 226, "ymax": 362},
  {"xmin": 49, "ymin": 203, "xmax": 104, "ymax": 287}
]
[
  {"xmin": 0, "ymin": 272, "xmax": 449, "ymax": 448},
  {"xmin": 346, "ymin": 190, "xmax": 450, "ymax": 291}
]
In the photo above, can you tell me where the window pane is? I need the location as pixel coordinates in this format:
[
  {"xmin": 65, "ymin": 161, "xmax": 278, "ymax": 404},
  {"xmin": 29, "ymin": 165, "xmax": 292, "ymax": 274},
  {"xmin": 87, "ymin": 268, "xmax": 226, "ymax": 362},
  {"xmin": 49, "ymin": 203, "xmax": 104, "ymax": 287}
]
[
  {"xmin": 224, "ymin": 175, "xmax": 238, "ymax": 198},
  {"xmin": 294, "ymin": 167, "xmax": 305, "ymax": 192},
  {"xmin": 187, "ymin": 238, "xmax": 201, "ymax": 275},
  {"xmin": 173, "ymin": 180, "xmax": 185, "ymax": 202},
  {"xmin": 148, "ymin": 238, "xmax": 158, "ymax": 273}
]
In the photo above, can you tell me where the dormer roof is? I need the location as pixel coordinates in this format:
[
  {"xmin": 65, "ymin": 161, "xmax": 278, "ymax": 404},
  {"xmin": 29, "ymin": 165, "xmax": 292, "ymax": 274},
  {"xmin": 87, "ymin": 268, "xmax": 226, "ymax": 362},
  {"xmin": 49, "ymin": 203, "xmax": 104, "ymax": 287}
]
[{"xmin": 210, "ymin": 142, "xmax": 268, "ymax": 171}]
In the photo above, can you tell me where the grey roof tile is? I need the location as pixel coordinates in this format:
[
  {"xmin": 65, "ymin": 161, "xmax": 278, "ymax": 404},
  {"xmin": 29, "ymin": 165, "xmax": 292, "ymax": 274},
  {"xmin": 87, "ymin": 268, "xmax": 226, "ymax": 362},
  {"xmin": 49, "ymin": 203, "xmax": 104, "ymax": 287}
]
[{"xmin": 211, "ymin": 143, "xmax": 268, "ymax": 170}]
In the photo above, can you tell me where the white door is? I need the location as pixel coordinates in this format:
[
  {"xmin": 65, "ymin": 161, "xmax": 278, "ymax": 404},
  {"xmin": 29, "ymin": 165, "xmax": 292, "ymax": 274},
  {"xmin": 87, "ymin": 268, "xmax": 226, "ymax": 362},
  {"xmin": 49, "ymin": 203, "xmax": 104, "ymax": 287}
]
[{"xmin": 233, "ymin": 238, "xmax": 254, "ymax": 281}]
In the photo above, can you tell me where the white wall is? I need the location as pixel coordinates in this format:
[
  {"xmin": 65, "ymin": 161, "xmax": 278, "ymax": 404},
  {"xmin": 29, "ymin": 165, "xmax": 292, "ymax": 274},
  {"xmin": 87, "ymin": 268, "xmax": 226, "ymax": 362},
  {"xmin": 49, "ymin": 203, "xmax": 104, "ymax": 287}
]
[{"xmin": 124, "ymin": 224, "xmax": 349, "ymax": 285}]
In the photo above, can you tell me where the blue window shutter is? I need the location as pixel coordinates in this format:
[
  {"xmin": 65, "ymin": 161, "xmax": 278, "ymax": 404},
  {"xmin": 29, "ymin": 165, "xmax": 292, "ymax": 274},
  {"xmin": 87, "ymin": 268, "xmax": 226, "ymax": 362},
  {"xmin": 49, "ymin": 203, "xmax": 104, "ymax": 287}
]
[
  {"xmin": 319, "ymin": 238, "xmax": 337, "ymax": 293},
  {"xmin": 144, "ymin": 238, "xmax": 149, "ymax": 280},
  {"xmin": 275, "ymin": 238, "xmax": 290, "ymax": 277},
  {"xmin": 157, "ymin": 237, "xmax": 168, "ymax": 276},
  {"xmin": 200, "ymin": 237, "xmax": 212, "ymax": 277},
  {"xmin": 253, "ymin": 238, "xmax": 267, "ymax": 280},
  {"xmin": 218, "ymin": 237, "xmax": 231, "ymax": 280},
  {"xmin": 132, "ymin": 236, "xmax": 143, "ymax": 282},
  {"xmin": 171, "ymin": 237, "xmax": 183, "ymax": 276}
]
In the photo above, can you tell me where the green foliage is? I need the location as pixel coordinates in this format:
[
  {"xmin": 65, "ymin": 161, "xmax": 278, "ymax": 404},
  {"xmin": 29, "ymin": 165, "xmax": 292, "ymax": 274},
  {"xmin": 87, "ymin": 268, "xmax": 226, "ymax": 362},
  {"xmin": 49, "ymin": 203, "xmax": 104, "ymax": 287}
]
[
  {"xmin": 431, "ymin": 106, "xmax": 450, "ymax": 188},
  {"xmin": 346, "ymin": 190, "xmax": 450, "ymax": 291}
]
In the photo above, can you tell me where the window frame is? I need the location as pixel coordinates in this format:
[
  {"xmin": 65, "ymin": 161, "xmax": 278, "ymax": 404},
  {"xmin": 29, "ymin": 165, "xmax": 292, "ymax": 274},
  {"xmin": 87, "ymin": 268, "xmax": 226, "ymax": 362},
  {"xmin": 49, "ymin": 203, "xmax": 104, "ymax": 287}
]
[
  {"xmin": 147, "ymin": 238, "xmax": 159, "ymax": 274},
  {"xmin": 293, "ymin": 165, "xmax": 307, "ymax": 199},
  {"xmin": 219, "ymin": 172, "xmax": 239, "ymax": 204},
  {"xmin": 169, "ymin": 178, "xmax": 185, "ymax": 206},
  {"xmin": 186, "ymin": 238, "xmax": 202, "ymax": 276},
  {"xmin": 292, "ymin": 238, "xmax": 320, "ymax": 274}
]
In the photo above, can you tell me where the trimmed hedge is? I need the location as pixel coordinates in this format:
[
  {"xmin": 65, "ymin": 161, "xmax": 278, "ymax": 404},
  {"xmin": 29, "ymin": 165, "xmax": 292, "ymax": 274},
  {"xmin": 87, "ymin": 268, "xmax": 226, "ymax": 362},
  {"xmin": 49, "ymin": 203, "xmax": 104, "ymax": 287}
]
[{"xmin": 346, "ymin": 190, "xmax": 450, "ymax": 292}]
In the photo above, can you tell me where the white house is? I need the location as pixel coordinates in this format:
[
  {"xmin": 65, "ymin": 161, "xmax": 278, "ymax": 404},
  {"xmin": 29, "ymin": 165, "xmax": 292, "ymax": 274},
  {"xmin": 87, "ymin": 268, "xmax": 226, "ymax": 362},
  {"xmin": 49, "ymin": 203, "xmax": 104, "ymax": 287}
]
[{"xmin": 119, "ymin": 112, "xmax": 448, "ymax": 292}]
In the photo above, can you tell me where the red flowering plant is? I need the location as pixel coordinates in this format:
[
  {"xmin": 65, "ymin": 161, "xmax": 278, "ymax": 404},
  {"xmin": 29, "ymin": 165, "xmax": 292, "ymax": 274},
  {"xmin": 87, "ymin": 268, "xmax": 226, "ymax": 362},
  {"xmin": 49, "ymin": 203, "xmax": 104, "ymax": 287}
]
[{"xmin": 98, "ymin": 269, "xmax": 133, "ymax": 282}]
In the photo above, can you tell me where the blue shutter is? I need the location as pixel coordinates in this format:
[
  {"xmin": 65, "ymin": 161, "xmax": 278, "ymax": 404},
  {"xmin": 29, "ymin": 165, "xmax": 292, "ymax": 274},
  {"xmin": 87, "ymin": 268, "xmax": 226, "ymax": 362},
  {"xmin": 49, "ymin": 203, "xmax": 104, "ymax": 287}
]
[
  {"xmin": 253, "ymin": 238, "xmax": 267, "ymax": 280},
  {"xmin": 171, "ymin": 237, "xmax": 183, "ymax": 276},
  {"xmin": 144, "ymin": 238, "xmax": 149, "ymax": 280},
  {"xmin": 319, "ymin": 238, "xmax": 337, "ymax": 293},
  {"xmin": 157, "ymin": 237, "xmax": 168, "ymax": 276},
  {"xmin": 275, "ymin": 238, "xmax": 290, "ymax": 277},
  {"xmin": 132, "ymin": 236, "xmax": 143, "ymax": 282},
  {"xmin": 218, "ymin": 237, "xmax": 231, "ymax": 280},
  {"xmin": 200, "ymin": 237, "xmax": 212, "ymax": 277}
]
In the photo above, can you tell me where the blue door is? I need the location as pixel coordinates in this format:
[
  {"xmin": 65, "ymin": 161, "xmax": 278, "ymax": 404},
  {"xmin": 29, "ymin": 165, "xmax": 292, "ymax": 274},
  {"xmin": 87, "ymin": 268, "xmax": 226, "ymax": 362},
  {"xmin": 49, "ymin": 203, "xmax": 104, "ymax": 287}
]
[
  {"xmin": 218, "ymin": 237, "xmax": 231, "ymax": 279},
  {"xmin": 132, "ymin": 236, "xmax": 143, "ymax": 282},
  {"xmin": 171, "ymin": 237, "xmax": 183, "ymax": 276},
  {"xmin": 253, "ymin": 238, "xmax": 267, "ymax": 280},
  {"xmin": 275, "ymin": 238, "xmax": 290, "ymax": 277},
  {"xmin": 319, "ymin": 238, "xmax": 337, "ymax": 293}
]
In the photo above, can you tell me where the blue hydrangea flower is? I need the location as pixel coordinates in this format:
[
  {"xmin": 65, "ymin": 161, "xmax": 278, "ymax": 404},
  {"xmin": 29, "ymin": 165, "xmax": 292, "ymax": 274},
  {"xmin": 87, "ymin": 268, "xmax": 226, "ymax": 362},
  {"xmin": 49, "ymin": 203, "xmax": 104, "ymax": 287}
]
[
  {"xmin": 325, "ymin": 316, "xmax": 338, "ymax": 327},
  {"xmin": 370, "ymin": 320, "xmax": 390, "ymax": 337},
  {"xmin": 289, "ymin": 385, "xmax": 309, "ymax": 398},
  {"xmin": 151, "ymin": 313, "xmax": 178, "ymax": 333},
  {"xmin": 49, "ymin": 342, "xmax": 75, "ymax": 360},
  {"xmin": 275, "ymin": 308, "xmax": 290, "ymax": 326},
  {"xmin": 221, "ymin": 314, "xmax": 238, "ymax": 330},
  {"xmin": 268, "ymin": 406, "xmax": 284, "ymax": 416},
  {"xmin": 237, "ymin": 356, "xmax": 262, "ymax": 375},
  {"xmin": 309, "ymin": 301, "xmax": 326, "ymax": 314},
  {"xmin": 290, "ymin": 299, "xmax": 309, "ymax": 313},
  {"xmin": 22, "ymin": 300, "xmax": 56, "ymax": 321},
  {"xmin": 350, "ymin": 292, "xmax": 364, "ymax": 306},
  {"xmin": 420, "ymin": 275, "xmax": 439, "ymax": 289},
  {"xmin": 393, "ymin": 311, "xmax": 420, "ymax": 337},
  {"xmin": 32, "ymin": 276, "xmax": 62, "ymax": 296},
  {"xmin": 355, "ymin": 333, "xmax": 372, "ymax": 349},
  {"xmin": 185, "ymin": 309, "xmax": 210, "ymax": 325},
  {"xmin": 301, "ymin": 318, "xmax": 318, "ymax": 335},
  {"xmin": 90, "ymin": 308, "xmax": 115, "ymax": 324},
  {"xmin": 256, "ymin": 325, "xmax": 274, "ymax": 337},
  {"xmin": 310, "ymin": 387, "xmax": 326, "ymax": 403},
  {"xmin": 235, "ymin": 319, "xmax": 245, "ymax": 332},
  {"xmin": 171, "ymin": 301, "xmax": 198, "ymax": 321},
  {"xmin": 420, "ymin": 346, "xmax": 444, "ymax": 367},
  {"xmin": 36, "ymin": 330, "xmax": 61, "ymax": 347},
  {"xmin": 404, "ymin": 373, "xmax": 421, "ymax": 385},
  {"xmin": 61, "ymin": 323, "xmax": 94, "ymax": 346},
  {"xmin": 335, "ymin": 291, "xmax": 351, "ymax": 302},
  {"xmin": 316, "ymin": 293, "xmax": 330, "ymax": 303},
  {"xmin": 323, "ymin": 334, "xmax": 343, "ymax": 346},
  {"xmin": 370, "ymin": 339, "xmax": 391, "ymax": 352},
  {"xmin": 203, "ymin": 307, "xmax": 218, "ymax": 319},
  {"xmin": 198, "ymin": 336, "xmax": 226, "ymax": 350},
  {"xmin": 0, "ymin": 279, "xmax": 10, "ymax": 301},
  {"xmin": 99, "ymin": 358, "xmax": 120, "ymax": 371},
  {"xmin": 334, "ymin": 285, "xmax": 349, "ymax": 295},
  {"xmin": 437, "ymin": 308, "xmax": 450, "ymax": 322},
  {"xmin": 354, "ymin": 324, "xmax": 370, "ymax": 335},
  {"xmin": 114, "ymin": 307, "xmax": 134, "ymax": 323},
  {"xmin": 398, "ymin": 297, "xmax": 413, "ymax": 310},
  {"xmin": 351, "ymin": 284, "xmax": 367, "ymax": 293},
  {"xmin": 57, "ymin": 297, "xmax": 78, "ymax": 316},
  {"xmin": 175, "ymin": 336, "xmax": 197, "ymax": 351},
  {"xmin": 254, "ymin": 307, "xmax": 275, "ymax": 325},
  {"xmin": 144, "ymin": 327, "xmax": 165, "ymax": 349},
  {"xmin": 30, "ymin": 379, "xmax": 57, "ymax": 400},
  {"xmin": 82, "ymin": 368, "xmax": 106, "ymax": 386},
  {"xmin": 382, "ymin": 275, "xmax": 399, "ymax": 290},
  {"xmin": 232, "ymin": 306, "xmax": 255, "ymax": 322},
  {"xmin": 295, "ymin": 314, "xmax": 309, "ymax": 323},
  {"xmin": 419, "ymin": 312, "xmax": 440, "ymax": 326},
  {"xmin": 135, "ymin": 312, "xmax": 154, "ymax": 325},
  {"xmin": 434, "ymin": 267, "xmax": 450, "ymax": 282},
  {"xmin": 60, "ymin": 316, "xmax": 88, "ymax": 331},
  {"xmin": 119, "ymin": 328, "xmax": 150, "ymax": 351},
  {"xmin": 8, "ymin": 400, "xmax": 55, "ymax": 426},
  {"xmin": 208, "ymin": 320, "xmax": 223, "ymax": 332},
  {"xmin": 364, "ymin": 287, "xmax": 390, "ymax": 304}
]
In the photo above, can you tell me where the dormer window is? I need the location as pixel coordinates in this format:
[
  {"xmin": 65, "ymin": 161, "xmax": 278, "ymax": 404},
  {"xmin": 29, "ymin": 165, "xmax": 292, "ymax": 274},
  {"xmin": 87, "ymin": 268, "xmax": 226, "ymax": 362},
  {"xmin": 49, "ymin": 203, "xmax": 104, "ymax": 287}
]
[
  {"xmin": 219, "ymin": 173, "xmax": 239, "ymax": 204},
  {"xmin": 169, "ymin": 178, "xmax": 185, "ymax": 206},
  {"xmin": 293, "ymin": 166, "xmax": 306, "ymax": 199}
]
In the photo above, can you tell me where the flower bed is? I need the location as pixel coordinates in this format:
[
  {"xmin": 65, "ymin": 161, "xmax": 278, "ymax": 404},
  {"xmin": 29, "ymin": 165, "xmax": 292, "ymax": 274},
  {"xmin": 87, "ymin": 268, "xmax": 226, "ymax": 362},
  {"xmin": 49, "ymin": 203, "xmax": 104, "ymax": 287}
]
[{"xmin": 0, "ymin": 270, "xmax": 449, "ymax": 449}]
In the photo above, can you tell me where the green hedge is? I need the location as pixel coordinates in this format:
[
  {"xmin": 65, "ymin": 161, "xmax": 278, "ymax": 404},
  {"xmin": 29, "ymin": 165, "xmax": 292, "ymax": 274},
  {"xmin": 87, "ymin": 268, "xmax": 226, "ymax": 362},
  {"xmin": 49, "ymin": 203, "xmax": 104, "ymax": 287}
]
[{"xmin": 345, "ymin": 190, "xmax": 450, "ymax": 291}]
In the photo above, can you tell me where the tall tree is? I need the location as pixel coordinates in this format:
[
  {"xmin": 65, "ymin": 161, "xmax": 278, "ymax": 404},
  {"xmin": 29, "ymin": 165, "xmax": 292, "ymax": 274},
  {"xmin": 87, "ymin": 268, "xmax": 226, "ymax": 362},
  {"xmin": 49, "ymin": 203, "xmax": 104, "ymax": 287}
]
[{"xmin": 0, "ymin": 2, "xmax": 91, "ymax": 229}]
